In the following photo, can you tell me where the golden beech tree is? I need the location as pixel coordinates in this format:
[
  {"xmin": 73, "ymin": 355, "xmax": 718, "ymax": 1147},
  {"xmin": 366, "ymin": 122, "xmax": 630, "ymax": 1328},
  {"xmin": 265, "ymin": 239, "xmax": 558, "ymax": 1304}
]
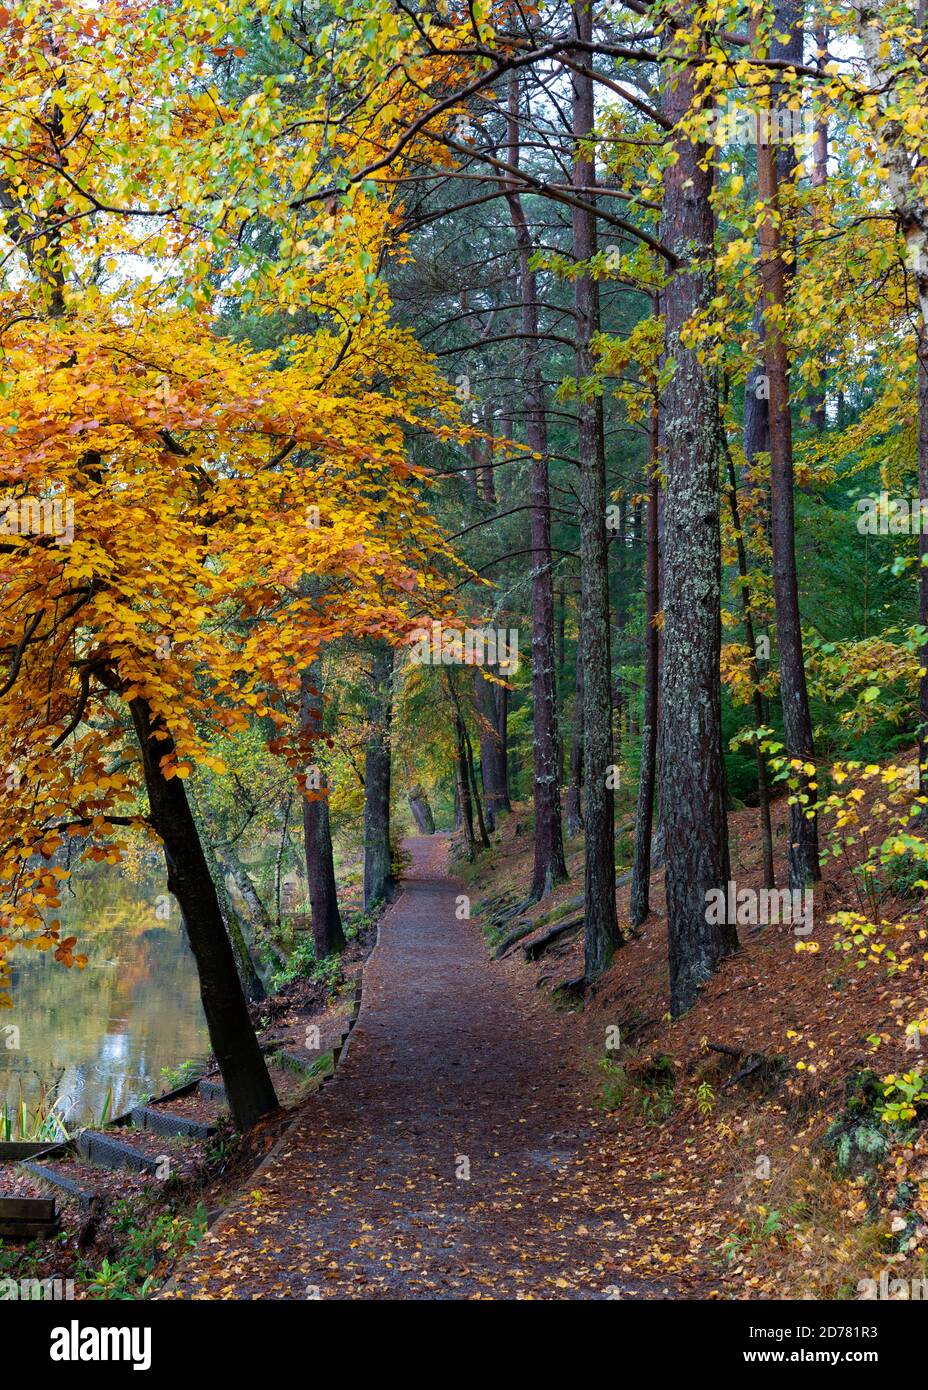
[
  {"xmin": 8, "ymin": 0, "xmax": 927, "ymax": 1131},
  {"xmin": 0, "ymin": 0, "xmax": 465, "ymax": 1126}
]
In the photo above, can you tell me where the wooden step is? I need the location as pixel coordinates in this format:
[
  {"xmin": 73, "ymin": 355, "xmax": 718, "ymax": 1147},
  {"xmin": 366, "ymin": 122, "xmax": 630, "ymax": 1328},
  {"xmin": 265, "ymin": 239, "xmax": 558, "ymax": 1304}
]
[
  {"xmin": 0, "ymin": 1195, "xmax": 60, "ymax": 1239},
  {"xmin": 0, "ymin": 1140, "xmax": 68, "ymax": 1162}
]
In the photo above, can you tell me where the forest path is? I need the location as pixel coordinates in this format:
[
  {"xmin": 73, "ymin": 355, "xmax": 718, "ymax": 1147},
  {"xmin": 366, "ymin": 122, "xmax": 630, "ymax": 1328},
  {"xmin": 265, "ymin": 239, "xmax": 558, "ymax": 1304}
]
[{"xmin": 166, "ymin": 837, "xmax": 675, "ymax": 1300}]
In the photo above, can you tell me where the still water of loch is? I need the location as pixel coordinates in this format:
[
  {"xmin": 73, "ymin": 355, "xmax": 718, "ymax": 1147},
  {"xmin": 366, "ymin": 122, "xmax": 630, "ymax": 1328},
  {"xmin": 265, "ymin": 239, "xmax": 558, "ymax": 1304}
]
[{"xmin": 1, "ymin": 868, "xmax": 208, "ymax": 1130}]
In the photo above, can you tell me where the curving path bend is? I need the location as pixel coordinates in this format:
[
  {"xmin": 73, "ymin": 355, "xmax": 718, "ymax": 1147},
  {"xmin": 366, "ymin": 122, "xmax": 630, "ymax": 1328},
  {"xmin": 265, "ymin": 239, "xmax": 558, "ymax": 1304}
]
[{"xmin": 167, "ymin": 836, "xmax": 672, "ymax": 1300}]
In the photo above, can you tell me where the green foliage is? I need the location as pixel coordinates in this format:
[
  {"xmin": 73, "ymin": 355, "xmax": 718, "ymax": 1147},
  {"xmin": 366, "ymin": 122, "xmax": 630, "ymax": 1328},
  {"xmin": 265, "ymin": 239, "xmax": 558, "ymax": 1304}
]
[
  {"xmin": 269, "ymin": 938, "xmax": 343, "ymax": 995},
  {"xmin": 695, "ymin": 1081, "xmax": 716, "ymax": 1118},
  {"xmin": 640, "ymin": 1082, "xmax": 675, "ymax": 1125},
  {"xmin": 312, "ymin": 952, "xmax": 343, "ymax": 996},
  {"xmin": 269, "ymin": 935, "xmax": 316, "ymax": 989},
  {"xmin": 97, "ymin": 1087, "xmax": 113, "ymax": 1128},
  {"xmin": 597, "ymin": 1052, "xmax": 677, "ymax": 1123},
  {"xmin": 159, "ymin": 1060, "xmax": 203, "ymax": 1092},
  {"xmin": 720, "ymin": 1210, "xmax": 784, "ymax": 1265},
  {"xmin": 871, "ymin": 850, "xmax": 927, "ymax": 903},
  {"xmin": 824, "ymin": 1070, "xmax": 904, "ymax": 1176},
  {"xmin": 597, "ymin": 1057, "xmax": 630, "ymax": 1112},
  {"xmin": 345, "ymin": 906, "xmax": 377, "ymax": 940},
  {"xmin": 0, "ymin": 1082, "xmax": 70, "ymax": 1143},
  {"xmin": 0, "ymin": 1231, "xmax": 66, "ymax": 1281},
  {"xmin": 722, "ymin": 693, "xmax": 769, "ymax": 805},
  {"xmin": 880, "ymin": 1071, "xmax": 928, "ymax": 1126},
  {"xmin": 78, "ymin": 1202, "xmax": 207, "ymax": 1300}
]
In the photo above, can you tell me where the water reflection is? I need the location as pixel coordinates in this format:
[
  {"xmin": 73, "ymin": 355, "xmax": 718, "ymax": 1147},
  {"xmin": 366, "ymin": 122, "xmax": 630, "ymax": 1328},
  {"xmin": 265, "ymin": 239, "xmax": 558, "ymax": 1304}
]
[{"xmin": 1, "ymin": 868, "xmax": 208, "ymax": 1129}]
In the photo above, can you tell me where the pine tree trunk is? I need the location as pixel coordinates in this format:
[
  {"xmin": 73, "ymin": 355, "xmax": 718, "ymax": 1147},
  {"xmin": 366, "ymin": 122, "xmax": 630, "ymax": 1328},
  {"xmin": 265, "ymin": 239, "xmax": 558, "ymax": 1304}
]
[
  {"xmin": 850, "ymin": 3, "xmax": 928, "ymax": 790},
  {"xmin": 464, "ymin": 721, "xmax": 491, "ymax": 849},
  {"xmin": 723, "ymin": 437, "xmax": 776, "ymax": 890},
  {"xmin": 630, "ymin": 398, "xmax": 660, "ymax": 927},
  {"xmin": 571, "ymin": 1, "xmax": 619, "ymax": 974},
  {"xmin": 475, "ymin": 667, "xmax": 511, "ymax": 815},
  {"xmin": 214, "ymin": 864, "xmax": 266, "ymax": 1003},
  {"xmin": 744, "ymin": 304, "xmax": 770, "ymax": 476},
  {"xmin": 454, "ymin": 709, "xmax": 476, "ymax": 860},
  {"xmin": 363, "ymin": 641, "xmax": 395, "ymax": 909},
  {"xmin": 505, "ymin": 71, "xmax": 568, "ymax": 902},
  {"xmin": 189, "ymin": 792, "xmax": 266, "ymax": 1003},
  {"xmin": 565, "ymin": 633, "xmax": 584, "ymax": 837},
  {"xmin": 128, "ymin": 697, "xmax": 278, "ymax": 1130},
  {"xmin": 479, "ymin": 409, "xmax": 496, "ymax": 504},
  {"xmin": 919, "ymin": 328, "xmax": 928, "ymax": 791},
  {"xmin": 300, "ymin": 668, "xmax": 346, "ymax": 957},
  {"xmin": 754, "ymin": 18, "xmax": 820, "ymax": 889},
  {"xmin": 213, "ymin": 840, "xmax": 285, "ymax": 970},
  {"xmin": 809, "ymin": 24, "xmax": 829, "ymax": 433},
  {"xmin": 408, "ymin": 786, "xmax": 436, "ymax": 834},
  {"xmin": 274, "ymin": 791, "xmax": 292, "ymax": 928},
  {"xmin": 660, "ymin": 23, "xmax": 735, "ymax": 1016}
]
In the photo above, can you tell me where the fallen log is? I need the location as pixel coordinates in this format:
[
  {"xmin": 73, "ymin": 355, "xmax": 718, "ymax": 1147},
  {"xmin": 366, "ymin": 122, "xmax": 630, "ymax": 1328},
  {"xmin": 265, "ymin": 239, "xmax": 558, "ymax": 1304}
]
[
  {"xmin": 624, "ymin": 1016, "xmax": 658, "ymax": 1041},
  {"xmin": 494, "ymin": 919, "xmax": 538, "ymax": 959},
  {"xmin": 491, "ymin": 895, "xmax": 536, "ymax": 928},
  {"xmin": 523, "ymin": 916, "xmax": 584, "ymax": 962},
  {"xmin": 548, "ymin": 973, "xmax": 587, "ymax": 1001},
  {"xmin": 722, "ymin": 1055, "xmax": 764, "ymax": 1090}
]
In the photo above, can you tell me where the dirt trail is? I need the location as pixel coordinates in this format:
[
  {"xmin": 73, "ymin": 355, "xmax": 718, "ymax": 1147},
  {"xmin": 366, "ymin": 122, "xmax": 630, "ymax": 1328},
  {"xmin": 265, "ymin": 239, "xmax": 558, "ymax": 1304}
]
[{"xmin": 166, "ymin": 837, "xmax": 688, "ymax": 1300}]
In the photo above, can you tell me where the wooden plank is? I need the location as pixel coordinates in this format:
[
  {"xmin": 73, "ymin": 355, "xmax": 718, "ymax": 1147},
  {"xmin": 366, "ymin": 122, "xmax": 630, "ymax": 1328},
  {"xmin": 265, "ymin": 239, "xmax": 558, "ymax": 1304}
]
[
  {"xmin": 0, "ymin": 1195, "xmax": 56, "ymax": 1219},
  {"xmin": 0, "ymin": 1141, "xmax": 67, "ymax": 1162},
  {"xmin": 0, "ymin": 1220, "xmax": 61, "ymax": 1238},
  {"xmin": 0, "ymin": 1194, "xmax": 60, "ymax": 1239},
  {"xmin": 76, "ymin": 1130, "xmax": 160, "ymax": 1174},
  {"xmin": 0, "ymin": 1139, "xmax": 72, "ymax": 1164}
]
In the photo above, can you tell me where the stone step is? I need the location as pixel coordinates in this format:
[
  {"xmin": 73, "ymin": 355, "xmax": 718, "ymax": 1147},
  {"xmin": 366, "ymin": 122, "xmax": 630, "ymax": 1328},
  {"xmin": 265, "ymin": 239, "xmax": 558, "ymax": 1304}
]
[
  {"xmin": 76, "ymin": 1130, "xmax": 163, "ymax": 1175},
  {"xmin": 130, "ymin": 1105, "xmax": 215, "ymax": 1140}
]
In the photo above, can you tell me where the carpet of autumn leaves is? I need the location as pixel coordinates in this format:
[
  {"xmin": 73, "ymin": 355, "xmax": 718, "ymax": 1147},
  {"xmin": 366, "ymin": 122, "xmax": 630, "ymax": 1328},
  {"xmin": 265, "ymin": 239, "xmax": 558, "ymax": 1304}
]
[
  {"xmin": 457, "ymin": 775, "xmax": 928, "ymax": 1300},
  {"xmin": 159, "ymin": 776, "xmax": 928, "ymax": 1300},
  {"xmin": 163, "ymin": 836, "xmax": 714, "ymax": 1299}
]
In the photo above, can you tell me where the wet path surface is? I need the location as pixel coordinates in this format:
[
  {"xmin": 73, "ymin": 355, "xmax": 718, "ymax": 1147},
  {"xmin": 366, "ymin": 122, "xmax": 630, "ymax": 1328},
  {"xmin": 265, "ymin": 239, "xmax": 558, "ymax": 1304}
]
[{"xmin": 167, "ymin": 837, "xmax": 668, "ymax": 1300}]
